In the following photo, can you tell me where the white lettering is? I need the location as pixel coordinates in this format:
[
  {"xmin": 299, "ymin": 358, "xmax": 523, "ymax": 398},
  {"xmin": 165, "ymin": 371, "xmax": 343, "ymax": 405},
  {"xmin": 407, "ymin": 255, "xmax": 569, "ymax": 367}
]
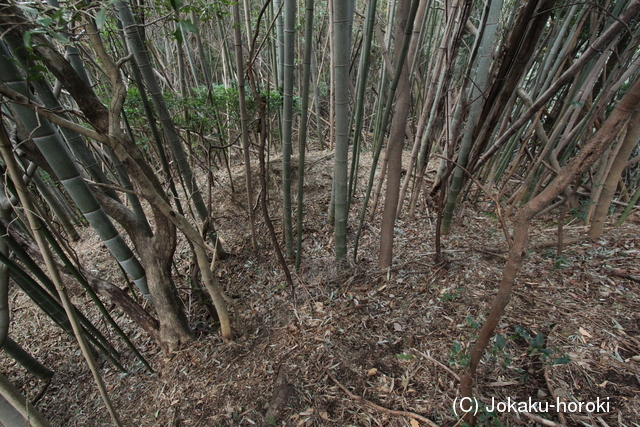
[
  {"xmin": 486, "ymin": 397, "xmax": 495, "ymax": 413},
  {"xmin": 556, "ymin": 398, "xmax": 568, "ymax": 412},
  {"xmin": 595, "ymin": 397, "xmax": 609, "ymax": 413},
  {"xmin": 476, "ymin": 396, "xmax": 610, "ymax": 415},
  {"xmin": 459, "ymin": 397, "xmax": 474, "ymax": 412}
]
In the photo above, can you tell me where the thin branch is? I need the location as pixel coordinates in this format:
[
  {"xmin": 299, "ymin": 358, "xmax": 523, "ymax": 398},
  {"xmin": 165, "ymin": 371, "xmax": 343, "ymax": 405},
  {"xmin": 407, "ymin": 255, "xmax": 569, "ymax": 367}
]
[
  {"xmin": 0, "ymin": 83, "xmax": 107, "ymax": 142},
  {"xmin": 248, "ymin": 0, "xmax": 274, "ymax": 65},
  {"xmin": 328, "ymin": 372, "xmax": 440, "ymax": 427},
  {"xmin": 520, "ymin": 411, "xmax": 563, "ymax": 427},
  {"xmin": 435, "ymin": 154, "xmax": 513, "ymax": 248},
  {"xmin": 416, "ymin": 350, "xmax": 460, "ymax": 381}
]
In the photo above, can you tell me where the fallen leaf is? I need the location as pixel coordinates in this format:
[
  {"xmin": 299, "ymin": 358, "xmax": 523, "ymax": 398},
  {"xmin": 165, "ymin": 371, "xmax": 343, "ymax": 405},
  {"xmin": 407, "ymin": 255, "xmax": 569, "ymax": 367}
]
[
  {"xmin": 487, "ymin": 381, "xmax": 520, "ymax": 387},
  {"xmin": 410, "ymin": 419, "xmax": 420, "ymax": 427},
  {"xmin": 579, "ymin": 327, "xmax": 592, "ymax": 339}
]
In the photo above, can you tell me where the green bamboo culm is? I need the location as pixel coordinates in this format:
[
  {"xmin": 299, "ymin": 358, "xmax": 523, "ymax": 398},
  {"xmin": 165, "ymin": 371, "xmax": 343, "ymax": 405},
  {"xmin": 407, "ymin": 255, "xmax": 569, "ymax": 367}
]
[
  {"xmin": 115, "ymin": 0, "xmax": 225, "ymax": 257},
  {"xmin": 2, "ymin": 32, "xmax": 122, "ymax": 204},
  {"xmin": 440, "ymin": 0, "xmax": 504, "ymax": 234},
  {"xmin": 0, "ymin": 121, "xmax": 124, "ymax": 427},
  {"xmin": 1, "ymin": 337, "xmax": 54, "ymax": 381},
  {"xmin": 0, "ymin": 41, "xmax": 149, "ymax": 298},
  {"xmin": 0, "ymin": 214, "xmax": 152, "ymax": 372},
  {"xmin": 332, "ymin": 0, "xmax": 354, "ymax": 264},
  {"xmin": 352, "ymin": 0, "xmax": 420, "ymax": 261},
  {"xmin": 27, "ymin": 167, "xmax": 81, "ymax": 241},
  {"xmin": 0, "ymin": 250, "xmax": 126, "ymax": 372},
  {"xmin": 282, "ymin": 0, "xmax": 296, "ymax": 260},
  {"xmin": 0, "ymin": 371, "xmax": 52, "ymax": 427},
  {"xmin": 116, "ymin": 19, "xmax": 190, "ymax": 231},
  {"xmin": 231, "ymin": 0, "xmax": 258, "ymax": 251},
  {"xmin": 347, "ymin": 0, "xmax": 378, "ymax": 211},
  {"xmin": 295, "ymin": 0, "xmax": 315, "ymax": 270},
  {"xmin": 39, "ymin": 224, "xmax": 154, "ymax": 372}
]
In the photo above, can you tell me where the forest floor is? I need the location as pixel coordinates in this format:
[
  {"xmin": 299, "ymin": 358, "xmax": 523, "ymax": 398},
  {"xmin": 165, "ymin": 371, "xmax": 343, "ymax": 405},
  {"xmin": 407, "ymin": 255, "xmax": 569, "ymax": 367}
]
[{"xmin": 2, "ymin": 149, "xmax": 640, "ymax": 426}]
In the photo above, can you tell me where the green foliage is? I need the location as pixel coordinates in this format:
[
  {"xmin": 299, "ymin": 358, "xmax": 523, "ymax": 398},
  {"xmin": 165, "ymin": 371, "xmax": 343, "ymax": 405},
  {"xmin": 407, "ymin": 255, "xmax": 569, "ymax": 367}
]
[
  {"xmin": 553, "ymin": 253, "xmax": 568, "ymax": 269},
  {"xmin": 18, "ymin": 2, "xmax": 94, "ymax": 49},
  {"xmin": 481, "ymin": 211, "xmax": 498, "ymax": 221},
  {"xmin": 95, "ymin": 8, "xmax": 107, "ymax": 30},
  {"xmin": 466, "ymin": 316, "xmax": 480, "ymax": 329},
  {"xmin": 465, "ymin": 405, "xmax": 507, "ymax": 427},
  {"xmin": 396, "ymin": 353, "xmax": 415, "ymax": 361},
  {"xmin": 569, "ymin": 198, "xmax": 594, "ymax": 222},
  {"xmin": 512, "ymin": 326, "xmax": 571, "ymax": 366},
  {"xmin": 489, "ymin": 333, "xmax": 513, "ymax": 370},
  {"xmin": 449, "ymin": 340, "xmax": 470, "ymax": 368},
  {"xmin": 159, "ymin": 0, "xmax": 231, "ymax": 22},
  {"xmin": 124, "ymin": 84, "xmax": 282, "ymax": 149},
  {"xmin": 439, "ymin": 291, "xmax": 459, "ymax": 302}
]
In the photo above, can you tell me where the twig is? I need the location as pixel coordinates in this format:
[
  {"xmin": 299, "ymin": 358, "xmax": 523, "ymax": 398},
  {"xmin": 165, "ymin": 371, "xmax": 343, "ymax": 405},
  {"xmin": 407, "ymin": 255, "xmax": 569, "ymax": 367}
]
[
  {"xmin": 471, "ymin": 246, "xmax": 507, "ymax": 261},
  {"xmin": 544, "ymin": 366, "xmax": 567, "ymax": 426},
  {"xmin": 434, "ymin": 155, "xmax": 512, "ymax": 249},
  {"xmin": 328, "ymin": 373, "xmax": 440, "ymax": 427},
  {"xmin": 521, "ymin": 411, "xmax": 563, "ymax": 427},
  {"xmin": 30, "ymin": 378, "xmax": 51, "ymax": 405},
  {"xmin": 604, "ymin": 268, "xmax": 640, "ymax": 284},
  {"xmin": 416, "ymin": 350, "xmax": 460, "ymax": 381}
]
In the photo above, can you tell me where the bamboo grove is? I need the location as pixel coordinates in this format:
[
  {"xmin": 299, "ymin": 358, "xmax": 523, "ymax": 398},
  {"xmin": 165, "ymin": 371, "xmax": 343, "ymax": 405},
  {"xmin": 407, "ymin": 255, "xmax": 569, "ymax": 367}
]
[{"xmin": 0, "ymin": 0, "xmax": 639, "ymax": 424}]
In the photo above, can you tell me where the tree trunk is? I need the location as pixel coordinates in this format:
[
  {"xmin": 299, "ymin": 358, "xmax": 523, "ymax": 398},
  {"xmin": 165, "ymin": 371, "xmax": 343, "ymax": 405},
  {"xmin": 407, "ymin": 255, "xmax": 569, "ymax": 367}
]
[
  {"xmin": 116, "ymin": 0, "xmax": 225, "ymax": 257},
  {"xmin": 0, "ymin": 7, "xmax": 231, "ymax": 345},
  {"xmin": 440, "ymin": 0, "xmax": 503, "ymax": 234},
  {"xmin": 137, "ymin": 232, "xmax": 192, "ymax": 353},
  {"xmin": 282, "ymin": 0, "xmax": 296, "ymax": 260},
  {"xmin": 588, "ymin": 106, "xmax": 640, "ymax": 238},
  {"xmin": 332, "ymin": 0, "xmax": 351, "ymax": 264},
  {"xmin": 379, "ymin": 0, "xmax": 414, "ymax": 268},
  {"xmin": 232, "ymin": 1, "xmax": 258, "ymax": 251},
  {"xmin": 296, "ymin": 0, "xmax": 315, "ymax": 269},
  {"xmin": 460, "ymin": 74, "xmax": 640, "ymax": 423}
]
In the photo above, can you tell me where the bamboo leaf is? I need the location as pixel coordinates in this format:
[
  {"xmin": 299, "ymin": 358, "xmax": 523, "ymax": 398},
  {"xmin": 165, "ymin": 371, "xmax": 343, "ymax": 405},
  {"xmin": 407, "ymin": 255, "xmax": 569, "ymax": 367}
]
[
  {"xmin": 96, "ymin": 8, "xmax": 107, "ymax": 31},
  {"xmin": 180, "ymin": 19, "xmax": 197, "ymax": 33},
  {"xmin": 36, "ymin": 16, "xmax": 52, "ymax": 27},
  {"xmin": 169, "ymin": 0, "xmax": 182, "ymax": 12},
  {"xmin": 15, "ymin": 3, "xmax": 38, "ymax": 15},
  {"xmin": 173, "ymin": 27, "xmax": 183, "ymax": 44}
]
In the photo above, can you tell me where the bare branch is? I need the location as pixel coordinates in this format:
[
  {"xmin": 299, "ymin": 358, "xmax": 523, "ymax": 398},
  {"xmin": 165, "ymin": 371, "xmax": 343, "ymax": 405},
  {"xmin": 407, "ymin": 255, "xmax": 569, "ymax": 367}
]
[{"xmin": 0, "ymin": 82, "xmax": 107, "ymax": 143}]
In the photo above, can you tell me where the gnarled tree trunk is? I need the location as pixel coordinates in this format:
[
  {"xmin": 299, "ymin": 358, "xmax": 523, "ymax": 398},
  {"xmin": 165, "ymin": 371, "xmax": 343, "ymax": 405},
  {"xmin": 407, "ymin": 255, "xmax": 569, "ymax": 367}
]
[{"xmin": 460, "ymin": 74, "xmax": 640, "ymax": 424}]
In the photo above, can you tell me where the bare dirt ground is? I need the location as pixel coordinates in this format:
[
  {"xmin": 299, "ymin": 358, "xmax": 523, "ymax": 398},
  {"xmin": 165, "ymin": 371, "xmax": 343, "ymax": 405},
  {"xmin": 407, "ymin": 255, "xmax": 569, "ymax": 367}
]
[{"xmin": 2, "ymin": 149, "xmax": 640, "ymax": 426}]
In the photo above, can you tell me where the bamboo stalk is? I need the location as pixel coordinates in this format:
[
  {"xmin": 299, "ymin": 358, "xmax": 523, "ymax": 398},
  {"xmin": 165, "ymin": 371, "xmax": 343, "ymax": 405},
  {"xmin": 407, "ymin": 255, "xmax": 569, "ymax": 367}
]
[{"xmin": 0, "ymin": 121, "xmax": 123, "ymax": 427}]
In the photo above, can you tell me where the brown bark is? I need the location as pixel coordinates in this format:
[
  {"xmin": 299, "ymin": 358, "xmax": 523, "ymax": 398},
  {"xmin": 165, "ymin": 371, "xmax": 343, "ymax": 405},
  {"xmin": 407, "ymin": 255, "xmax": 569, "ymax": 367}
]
[
  {"xmin": 466, "ymin": 0, "xmax": 554, "ymax": 173},
  {"xmin": 138, "ymin": 231, "xmax": 192, "ymax": 352},
  {"xmin": 93, "ymin": 183, "xmax": 192, "ymax": 350},
  {"xmin": 460, "ymin": 76, "xmax": 640, "ymax": 423},
  {"xmin": 588, "ymin": 107, "xmax": 640, "ymax": 238},
  {"xmin": 7, "ymin": 214, "xmax": 162, "ymax": 344},
  {"xmin": 379, "ymin": 0, "xmax": 412, "ymax": 269},
  {"xmin": 473, "ymin": 0, "xmax": 640, "ymax": 171},
  {"xmin": 0, "ymin": 5, "xmax": 203, "ymax": 349},
  {"xmin": 87, "ymin": 275, "xmax": 161, "ymax": 343}
]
